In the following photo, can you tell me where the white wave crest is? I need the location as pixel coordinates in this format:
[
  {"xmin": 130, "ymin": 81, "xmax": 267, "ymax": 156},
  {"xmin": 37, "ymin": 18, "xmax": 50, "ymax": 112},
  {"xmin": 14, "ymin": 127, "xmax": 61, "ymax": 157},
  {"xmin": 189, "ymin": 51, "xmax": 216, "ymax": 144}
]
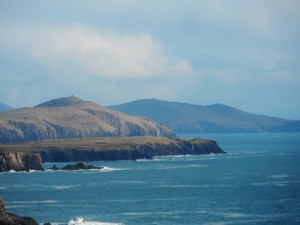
[
  {"xmin": 67, "ymin": 217, "xmax": 123, "ymax": 225},
  {"xmin": 11, "ymin": 200, "xmax": 57, "ymax": 204},
  {"xmin": 271, "ymin": 174, "xmax": 290, "ymax": 179},
  {"xmin": 54, "ymin": 185, "xmax": 79, "ymax": 190},
  {"xmin": 99, "ymin": 166, "xmax": 125, "ymax": 172}
]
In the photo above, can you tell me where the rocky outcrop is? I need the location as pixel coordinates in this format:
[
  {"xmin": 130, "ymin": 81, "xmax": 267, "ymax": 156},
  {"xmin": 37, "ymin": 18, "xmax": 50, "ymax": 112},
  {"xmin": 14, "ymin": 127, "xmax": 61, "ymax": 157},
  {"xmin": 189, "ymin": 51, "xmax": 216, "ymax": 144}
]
[
  {"xmin": 0, "ymin": 152, "xmax": 43, "ymax": 172},
  {"xmin": 0, "ymin": 137, "xmax": 225, "ymax": 169},
  {"xmin": 38, "ymin": 139, "xmax": 225, "ymax": 162},
  {"xmin": 50, "ymin": 162, "xmax": 104, "ymax": 170},
  {"xmin": 0, "ymin": 196, "xmax": 38, "ymax": 225}
]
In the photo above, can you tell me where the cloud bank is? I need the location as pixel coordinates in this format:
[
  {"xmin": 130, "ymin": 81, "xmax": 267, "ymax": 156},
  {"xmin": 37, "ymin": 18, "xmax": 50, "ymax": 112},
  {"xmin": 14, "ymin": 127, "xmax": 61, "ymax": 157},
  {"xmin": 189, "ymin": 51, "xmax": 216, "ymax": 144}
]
[
  {"xmin": 0, "ymin": 0, "xmax": 299, "ymax": 119},
  {"xmin": 0, "ymin": 25, "xmax": 192, "ymax": 79}
]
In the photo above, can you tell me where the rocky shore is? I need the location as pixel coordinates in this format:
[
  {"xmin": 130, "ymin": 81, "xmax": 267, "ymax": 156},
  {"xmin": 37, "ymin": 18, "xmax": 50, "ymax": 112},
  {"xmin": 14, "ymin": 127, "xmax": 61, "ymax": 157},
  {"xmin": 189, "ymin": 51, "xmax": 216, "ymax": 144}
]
[
  {"xmin": 0, "ymin": 136, "xmax": 225, "ymax": 172},
  {"xmin": 0, "ymin": 152, "xmax": 43, "ymax": 172},
  {"xmin": 0, "ymin": 197, "xmax": 38, "ymax": 225}
]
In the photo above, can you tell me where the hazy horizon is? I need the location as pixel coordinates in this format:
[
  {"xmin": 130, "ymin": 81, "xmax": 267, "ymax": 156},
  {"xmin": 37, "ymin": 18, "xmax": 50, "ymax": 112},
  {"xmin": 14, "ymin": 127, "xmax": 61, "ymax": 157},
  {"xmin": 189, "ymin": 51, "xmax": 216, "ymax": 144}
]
[{"xmin": 1, "ymin": 1, "xmax": 299, "ymax": 120}]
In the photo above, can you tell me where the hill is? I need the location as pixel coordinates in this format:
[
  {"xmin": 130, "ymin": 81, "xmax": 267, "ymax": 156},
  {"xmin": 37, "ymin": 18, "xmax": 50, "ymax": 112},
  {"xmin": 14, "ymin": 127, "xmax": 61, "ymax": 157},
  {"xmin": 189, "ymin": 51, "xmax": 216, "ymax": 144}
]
[
  {"xmin": 0, "ymin": 97, "xmax": 175, "ymax": 143},
  {"xmin": 109, "ymin": 99, "xmax": 300, "ymax": 133},
  {"xmin": 0, "ymin": 103, "xmax": 13, "ymax": 112}
]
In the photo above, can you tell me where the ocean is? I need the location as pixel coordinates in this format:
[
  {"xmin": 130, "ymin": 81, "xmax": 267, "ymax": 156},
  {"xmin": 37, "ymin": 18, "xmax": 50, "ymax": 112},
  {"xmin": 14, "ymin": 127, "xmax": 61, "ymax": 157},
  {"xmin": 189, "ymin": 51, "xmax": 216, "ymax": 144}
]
[{"xmin": 1, "ymin": 133, "xmax": 300, "ymax": 225}]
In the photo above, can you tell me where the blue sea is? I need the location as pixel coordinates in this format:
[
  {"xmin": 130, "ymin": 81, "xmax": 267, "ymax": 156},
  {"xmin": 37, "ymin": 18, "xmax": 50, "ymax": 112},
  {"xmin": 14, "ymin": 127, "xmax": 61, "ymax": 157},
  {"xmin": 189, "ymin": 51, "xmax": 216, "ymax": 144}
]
[{"xmin": 1, "ymin": 133, "xmax": 300, "ymax": 225}]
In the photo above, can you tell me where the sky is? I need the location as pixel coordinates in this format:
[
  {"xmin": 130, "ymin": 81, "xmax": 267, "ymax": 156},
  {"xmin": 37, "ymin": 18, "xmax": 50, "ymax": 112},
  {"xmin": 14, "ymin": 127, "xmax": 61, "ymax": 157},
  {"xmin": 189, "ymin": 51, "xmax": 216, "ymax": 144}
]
[{"xmin": 0, "ymin": 0, "xmax": 299, "ymax": 119}]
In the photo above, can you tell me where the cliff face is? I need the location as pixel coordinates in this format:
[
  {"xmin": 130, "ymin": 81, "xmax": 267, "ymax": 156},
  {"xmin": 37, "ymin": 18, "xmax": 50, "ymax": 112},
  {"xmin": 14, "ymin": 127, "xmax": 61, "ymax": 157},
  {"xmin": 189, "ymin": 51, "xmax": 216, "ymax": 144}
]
[
  {"xmin": 0, "ymin": 137, "xmax": 225, "ymax": 164},
  {"xmin": 28, "ymin": 139, "xmax": 225, "ymax": 162},
  {"xmin": 0, "ymin": 197, "xmax": 38, "ymax": 225},
  {"xmin": 0, "ymin": 152, "xmax": 43, "ymax": 172},
  {"xmin": 0, "ymin": 97, "xmax": 175, "ymax": 143}
]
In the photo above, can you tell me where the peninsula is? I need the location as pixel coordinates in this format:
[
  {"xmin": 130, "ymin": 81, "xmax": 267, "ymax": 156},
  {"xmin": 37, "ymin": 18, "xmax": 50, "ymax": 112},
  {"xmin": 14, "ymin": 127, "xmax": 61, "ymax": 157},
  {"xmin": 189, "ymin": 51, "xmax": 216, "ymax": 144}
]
[{"xmin": 0, "ymin": 136, "xmax": 225, "ymax": 172}]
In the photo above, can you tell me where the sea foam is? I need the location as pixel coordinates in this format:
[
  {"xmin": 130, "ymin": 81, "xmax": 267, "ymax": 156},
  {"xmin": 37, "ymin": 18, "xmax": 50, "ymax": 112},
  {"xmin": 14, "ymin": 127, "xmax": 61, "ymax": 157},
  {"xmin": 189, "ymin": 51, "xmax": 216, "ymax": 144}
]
[
  {"xmin": 99, "ymin": 166, "xmax": 125, "ymax": 172},
  {"xmin": 67, "ymin": 217, "xmax": 123, "ymax": 225}
]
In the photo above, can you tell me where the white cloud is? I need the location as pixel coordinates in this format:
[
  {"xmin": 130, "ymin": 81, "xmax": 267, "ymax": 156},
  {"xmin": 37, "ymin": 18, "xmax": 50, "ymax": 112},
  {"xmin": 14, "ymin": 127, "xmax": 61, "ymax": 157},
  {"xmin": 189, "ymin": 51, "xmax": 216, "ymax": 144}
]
[{"xmin": 0, "ymin": 25, "xmax": 193, "ymax": 79}]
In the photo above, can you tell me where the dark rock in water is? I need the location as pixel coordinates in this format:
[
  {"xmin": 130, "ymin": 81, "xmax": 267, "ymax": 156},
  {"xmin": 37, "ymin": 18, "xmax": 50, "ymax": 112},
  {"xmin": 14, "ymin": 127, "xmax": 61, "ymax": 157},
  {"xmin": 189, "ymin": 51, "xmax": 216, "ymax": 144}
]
[
  {"xmin": 0, "ymin": 196, "xmax": 38, "ymax": 225},
  {"xmin": 50, "ymin": 164, "xmax": 60, "ymax": 170},
  {"xmin": 61, "ymin": 162, "xmax": 104, "ymax": 170}
]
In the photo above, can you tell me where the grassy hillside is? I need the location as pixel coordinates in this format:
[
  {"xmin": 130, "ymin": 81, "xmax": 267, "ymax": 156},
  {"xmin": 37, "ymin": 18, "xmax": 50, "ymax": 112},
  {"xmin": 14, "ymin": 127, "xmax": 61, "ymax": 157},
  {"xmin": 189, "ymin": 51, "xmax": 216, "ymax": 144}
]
[
  {"xmin": 0, "ymin": 97, "xmax": 175, "ymax": 143},
  {"xmin": 109, "ymin": 99, "xmax": 299, "ymax": 133}
]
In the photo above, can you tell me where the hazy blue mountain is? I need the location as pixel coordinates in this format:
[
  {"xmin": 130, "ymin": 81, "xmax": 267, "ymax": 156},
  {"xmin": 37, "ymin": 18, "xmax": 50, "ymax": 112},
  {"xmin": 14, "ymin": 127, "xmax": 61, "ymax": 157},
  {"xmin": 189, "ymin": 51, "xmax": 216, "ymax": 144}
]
[
  {"xmin": 0, "ymin": 103, "xmax": 13, "ymax": 112},
  {"xmin": 109, "ymin": 99, "xmax": 299, "ymax": 133}
]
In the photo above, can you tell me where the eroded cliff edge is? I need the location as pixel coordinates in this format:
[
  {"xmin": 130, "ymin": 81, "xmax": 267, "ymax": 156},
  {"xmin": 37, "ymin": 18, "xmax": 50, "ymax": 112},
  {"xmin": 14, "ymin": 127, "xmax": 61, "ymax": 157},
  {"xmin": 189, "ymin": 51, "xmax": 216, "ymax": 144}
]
[
  {"xmin": 0, "ymin": 137, "xmax": 225, "ymax": 171},
  {"xmin": 0, "ymin": 152, "xmax": 43, "ymax": 172}
]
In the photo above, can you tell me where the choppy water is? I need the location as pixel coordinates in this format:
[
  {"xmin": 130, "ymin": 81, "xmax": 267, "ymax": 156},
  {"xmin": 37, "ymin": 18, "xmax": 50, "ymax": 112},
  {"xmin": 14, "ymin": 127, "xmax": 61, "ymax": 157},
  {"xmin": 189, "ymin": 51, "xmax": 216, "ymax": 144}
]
[{"xmin": 1, "ymin": 133, "xmax": 300, "ymax": 225}]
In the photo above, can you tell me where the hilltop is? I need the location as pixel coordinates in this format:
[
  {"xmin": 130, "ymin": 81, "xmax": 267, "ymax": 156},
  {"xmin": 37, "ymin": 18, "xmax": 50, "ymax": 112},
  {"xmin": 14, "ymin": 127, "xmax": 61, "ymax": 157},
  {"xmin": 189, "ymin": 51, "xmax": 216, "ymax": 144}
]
[
  {"xmin": 109, "ymin": 99, "xmax": 300, "ymax": 133},
  {"xmin": 0, "ymin": 97, "xmax": 175, "ymax": 143}
]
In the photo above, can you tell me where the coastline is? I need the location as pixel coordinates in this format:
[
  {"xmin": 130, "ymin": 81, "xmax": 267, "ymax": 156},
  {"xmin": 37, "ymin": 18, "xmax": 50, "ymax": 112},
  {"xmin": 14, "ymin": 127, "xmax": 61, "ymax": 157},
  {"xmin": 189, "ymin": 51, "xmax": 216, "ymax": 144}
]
[{"xmin": 0, "ymin": 136, "xmax": 225, "ymax": 172}]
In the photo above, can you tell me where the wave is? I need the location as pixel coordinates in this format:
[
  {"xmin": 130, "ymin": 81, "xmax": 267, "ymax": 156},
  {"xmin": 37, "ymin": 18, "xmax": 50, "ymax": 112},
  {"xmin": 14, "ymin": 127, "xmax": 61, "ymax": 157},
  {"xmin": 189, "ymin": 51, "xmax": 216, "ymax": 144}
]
[
  {"xmin": 251, "ymin": 180, "xmax": 300, "ymax": 187},
  {"xmin": 153, "ymin": 154, "xmax": 222, "ymax": 161},
  {"xmin": 271, "ymin": 174, "xmax": 290, "ymax": 179},
  {"xmin": 6, "ymin": 200, "xmax": 58, "ymax": 208},
  {"xmin": 67, "ymin": 217, "xmax": 123, "ymax": 225},
  {"xmin": 45, "ymin": 166, "xmax": 125, "ymax": 173},
  {"xmin": 9, "ymin": 200, "xmax": 58, "ymax": 204},
  {"xmin": 110, "ymin": 180, "xmax": 146, "ymax": 184},
  {"xmin": 99, "ymin": 166, "xmax": 126, "ymax": 172},
  {"xmin": 161, "ymin": 164, "xmax": 208, "ymax": 170},
  {"xmin": 1, "ymin": 169, "xmax": 43, "ymax": 174},
  {"xmin": 54, "ymin": 185, "xmax": 78, "ymax": 190}
]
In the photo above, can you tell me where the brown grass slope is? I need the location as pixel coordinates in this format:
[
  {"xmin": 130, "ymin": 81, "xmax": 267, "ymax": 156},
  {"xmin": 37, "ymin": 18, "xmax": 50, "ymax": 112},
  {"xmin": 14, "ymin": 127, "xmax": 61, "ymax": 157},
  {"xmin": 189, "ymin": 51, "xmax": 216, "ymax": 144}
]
[{"xmin": 0, "ymin": 97, "xmax": 175, "ymax": 143}]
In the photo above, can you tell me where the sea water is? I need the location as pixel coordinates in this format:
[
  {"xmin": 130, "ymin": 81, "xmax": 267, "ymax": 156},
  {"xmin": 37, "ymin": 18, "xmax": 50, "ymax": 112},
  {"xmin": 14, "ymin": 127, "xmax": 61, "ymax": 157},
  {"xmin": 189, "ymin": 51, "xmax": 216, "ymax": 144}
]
[{"xmin": 1, "ymin": 133, "xmax": 300, "ymax": 225}]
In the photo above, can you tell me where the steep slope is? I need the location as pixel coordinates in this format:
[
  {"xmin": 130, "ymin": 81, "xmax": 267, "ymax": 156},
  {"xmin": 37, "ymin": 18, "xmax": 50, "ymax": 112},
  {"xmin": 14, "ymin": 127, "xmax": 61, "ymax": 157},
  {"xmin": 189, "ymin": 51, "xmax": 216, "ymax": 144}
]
[
  {"xmin": 109, "ymin": 99, "xmax": 299, "ymax": 133},
  {"xmin": 0, "ymin": 97, "xmax": 175, "ymax": 143}
]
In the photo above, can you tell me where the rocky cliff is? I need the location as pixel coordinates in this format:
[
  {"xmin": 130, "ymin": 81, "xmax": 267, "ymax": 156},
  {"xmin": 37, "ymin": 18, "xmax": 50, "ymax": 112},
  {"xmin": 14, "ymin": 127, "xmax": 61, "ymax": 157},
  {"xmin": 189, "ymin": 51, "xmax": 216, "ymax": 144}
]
[
  {"xmin": 0, "ymin": 196, "xmax": 38, "ymax": 225},
  {"xmin": 0, "ymin": 137, "xmax": 225, "ymax": 164},
  {"xmin": 0, "ymin": 152, "xmax": 43, "ymax": 172},
  {"xmin": 0, "ymin": 97, "xmax": 175, "ymax": 143}
]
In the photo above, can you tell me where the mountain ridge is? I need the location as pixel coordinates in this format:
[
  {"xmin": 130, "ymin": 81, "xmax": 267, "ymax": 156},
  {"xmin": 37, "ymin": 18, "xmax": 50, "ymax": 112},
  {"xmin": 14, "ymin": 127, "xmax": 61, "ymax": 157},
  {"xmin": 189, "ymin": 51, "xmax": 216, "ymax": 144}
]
[
  {"xmin": 109, "ymin": 99, "xmax": 299, "ymax": 133},
  {"xmin": 0, "ymin": 103, "xmax": 13, "ymax": 112},
  {"xmin": 0, "ymin": 97, "xmax": 175, "ymax": 143}
]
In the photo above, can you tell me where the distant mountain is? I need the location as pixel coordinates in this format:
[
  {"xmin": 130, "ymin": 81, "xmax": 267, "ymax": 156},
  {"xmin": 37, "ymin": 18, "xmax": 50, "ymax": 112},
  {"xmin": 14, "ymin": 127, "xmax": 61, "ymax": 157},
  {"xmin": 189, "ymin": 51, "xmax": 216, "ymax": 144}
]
[
  {"xmin": 0, "ymin": 103, "xmax": 13, "ymax": 112},
  {"xmin": 109, "ymin": 99, "xmax": 300, "ymax": 133},
  {"xmin": 0, "ymin": 97, "xmax": 175, "ymax": 143}
]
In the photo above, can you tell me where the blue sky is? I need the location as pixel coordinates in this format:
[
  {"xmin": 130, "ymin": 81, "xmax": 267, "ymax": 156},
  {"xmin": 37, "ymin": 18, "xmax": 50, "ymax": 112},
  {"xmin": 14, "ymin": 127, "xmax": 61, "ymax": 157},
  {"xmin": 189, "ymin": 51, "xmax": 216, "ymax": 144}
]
[{"xmin": 0, "ymin": 0, "xmax": 299, "ymax": 119}]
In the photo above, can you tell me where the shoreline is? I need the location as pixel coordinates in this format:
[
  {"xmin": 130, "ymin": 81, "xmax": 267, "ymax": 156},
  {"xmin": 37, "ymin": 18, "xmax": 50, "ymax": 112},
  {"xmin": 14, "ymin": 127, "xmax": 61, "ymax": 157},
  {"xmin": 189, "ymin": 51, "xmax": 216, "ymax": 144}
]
[{"xmin": 0, "ymin": 136, "xmax": 225, "ymax": 172}]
